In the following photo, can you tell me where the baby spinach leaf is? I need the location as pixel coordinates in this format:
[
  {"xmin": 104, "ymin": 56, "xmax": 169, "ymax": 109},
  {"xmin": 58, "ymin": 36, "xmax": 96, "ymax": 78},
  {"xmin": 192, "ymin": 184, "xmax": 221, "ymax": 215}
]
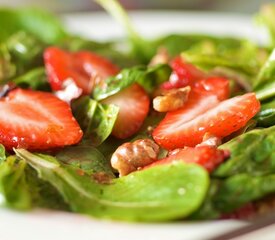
[
  {"xmin": 93, "ymin": 64, "xmax": 171, "ymax": 100},
  {"xmin": 255, "ymin": 99, "xmax": 275, "ymax": 127},
  {"xmin": 12, "ymin": 67, "xmax": 50, "ymax": 91},
  {"xmin": 24, "ymin": 165, "xmax": 69, "ymax": 211},
  {"xmin": 6, "ymin": 32, "xmax": 45, "ymax": 73},
  {"xmin": 0, "ymin": 44, "xmax": 16, "ymax": 81},
  {"xmin": 72, "ymin": 96, "xmax": 119, "ymax": 146},
  {"xmin": 214, "ymin": 173, "xmax": 275, "ymax": 213},
  {"xmin": 254, "ymin": 49, "xmax": 275, "ymax": 89},
  {"xmin": 214, "ymin": 126, "xmax": 275, "ymax": 178},
  {"xmin": 253, "ymin": 49, "xmax": 275, "ymax": 101},
  {"xmin": 0, "ymin": 155, "xmax": 68, "ymax": 211},
  {"xmin": 137, "ymin": 64, "xmax": 171, "ymax": 93},
  {"xmin": 0, "ymin": 156, "xmax": 32, "ymax": 210},
  {"xmin": 92, "ymin": 66, "xmax": 146, "ymax": 100},
  {"xmin": 15, "ymin": 149, "xmax": 209, "ymax": 222},
  {"xmin": 0, "ymin": 32, "xmax": 45, "ymax": 82},
  {"xmin": 189, "ymin": 179, "xmax": 221, "ymax": 220},
  {"xmin": 182, "ymin": 51, "xmax": 257, "ymax": 76},
  {"xmin": 192, "ymin": 173, "xmax": 275, "ymax": 219},
  {"xmin": 0, "ymin": 8, "xmax": 67, "ymax": 44},
  {"xmin": 55, "ymin": 145, "xmax": 114, "ymax": 177}
]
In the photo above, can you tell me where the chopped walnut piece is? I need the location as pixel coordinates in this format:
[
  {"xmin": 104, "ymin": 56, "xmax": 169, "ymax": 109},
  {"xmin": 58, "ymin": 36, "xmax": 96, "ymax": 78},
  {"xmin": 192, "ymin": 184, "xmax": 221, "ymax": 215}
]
[
  {"xmin": 153, "ymin": 86, "xmax": 191, "ymax": 112},
  {"xmin": 149, "ymin": 47, "xmax": 169, "ymax": 66},
  {"xmin": 111, "ymin": 139, "xmax": 160, "ymax": 177},
  {"xmin": 197, "ymin": 133, "xmax": 222, "ymax": 148}
]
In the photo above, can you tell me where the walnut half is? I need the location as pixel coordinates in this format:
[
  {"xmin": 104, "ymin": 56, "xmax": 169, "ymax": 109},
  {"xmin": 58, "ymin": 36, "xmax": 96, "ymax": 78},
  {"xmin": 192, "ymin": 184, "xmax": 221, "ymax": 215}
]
[
  {"xmin": 153, "ymin": 86, "xmax": 191, "ymax": 112},
  {"xmin": 111, "ymin": 139, "xmax": 160, "ymax": 177}
]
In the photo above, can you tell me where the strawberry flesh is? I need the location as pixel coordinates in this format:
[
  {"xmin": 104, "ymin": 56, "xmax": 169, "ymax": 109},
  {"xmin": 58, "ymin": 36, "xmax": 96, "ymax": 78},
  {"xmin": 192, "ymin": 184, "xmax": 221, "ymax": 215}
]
[
  {"xmin": 101, "ymin": 84, "xmax": 150, "ymax": 139},
  {"xmin": 44, "ymin": 47, "xmax": 119, "ymax": 95},
  {"xmin": 145, "ymin": 145, "xmax": 228, "ymax": 172},
  {"xmin": 0, "ymin": 88, "xmax": 83, "ymax": 150},
  {"xmin": 153, "ymin": 93, "xmax": 260, "ymax": 150},
  {"xmin": 161, "ymin": 56, "xmax": 205, "ymax": 90}
]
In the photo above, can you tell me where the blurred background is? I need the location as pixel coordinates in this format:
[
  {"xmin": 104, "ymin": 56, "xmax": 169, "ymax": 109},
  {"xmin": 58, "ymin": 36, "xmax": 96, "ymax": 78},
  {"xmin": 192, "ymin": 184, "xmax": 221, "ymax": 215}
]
[{"xmin": 0, "ymin": 0, "xmax": 273, "ymax": 13}]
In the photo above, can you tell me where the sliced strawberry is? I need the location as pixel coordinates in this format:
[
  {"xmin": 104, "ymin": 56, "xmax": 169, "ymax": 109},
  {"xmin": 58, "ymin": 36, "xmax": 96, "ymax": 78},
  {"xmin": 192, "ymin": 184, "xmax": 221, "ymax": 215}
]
[
  {"xmin": 161, "ymin": 56, "xmax": 205, "ymax": 90},
  {"xmin": 101, "ymin": 84, "xmax": 150, "ymax": 139},
  {"xmin": 44, "ymin": 47, "xmax": 119, "ymax": 95},
  {"xmin": 145, "ymin": 146, "xmax": 227, "ymax": 172},
  {"xmin": 161, "ymin": 56, "xmax": 230, "ymax": 101},
  {"xmin": 194, "ymin": 77, "xmax": 230, "ymax": 101},
  {"xmin": 0, "ymin": 88, "xmax": 83, "ymax": 150},
  {"xmin": 153, "ymin": 93, "xmax": 260, "ymax": 150}
]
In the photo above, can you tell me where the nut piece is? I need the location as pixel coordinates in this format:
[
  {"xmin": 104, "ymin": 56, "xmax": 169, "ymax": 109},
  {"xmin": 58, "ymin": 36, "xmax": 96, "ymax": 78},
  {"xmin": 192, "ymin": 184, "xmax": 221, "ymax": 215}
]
[
  {"xmin": 149, "ymin": 47, "xmax": 169, "ymax": 66},
  {"xmin": 111, "ymin": 139, "xmax": 160, "ymax": 177},
  {"xmin": 153, "ymin": 86, "xmax": 191, "ymax": 112},
  {"xmin": 197, "ymin": 133, "xmax": 222, "ymax": 147}
]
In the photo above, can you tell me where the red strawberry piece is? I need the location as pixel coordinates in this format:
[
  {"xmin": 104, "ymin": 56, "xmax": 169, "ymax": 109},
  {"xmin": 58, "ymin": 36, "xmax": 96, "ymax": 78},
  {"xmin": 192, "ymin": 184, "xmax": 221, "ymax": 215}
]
[
  {"xmin": 161, "ymin": 56, "xmax": 205, "ymax": 90},
  {"xmin": 44, "ymin": 47, "xmax": 119, "ymax": 95},
  {"xmin": 153, "ymin": 93, "xmax": 260, "ymax": 150},
  {"xmin": 0, "ymin": 88, "xmax": 83, "ymax": 150},
  {"xmin": 101, "ymin": 84, "xmax": 150, "ymax": 139},
  {"xmin": 194, "ymin": 77, "xmax": 230, "ymax": 101},
  {"xmin": 144, "ymin": 145, "xmax": 227, "ymax": 172}
]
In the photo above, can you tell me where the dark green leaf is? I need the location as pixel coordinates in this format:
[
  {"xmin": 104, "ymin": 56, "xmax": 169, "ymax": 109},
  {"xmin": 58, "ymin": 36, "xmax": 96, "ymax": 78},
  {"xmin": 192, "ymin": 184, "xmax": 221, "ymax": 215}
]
[
  {"xmin": 15, "ymin": 149, "xmax": 209, "ymax": 222},
  {"xmin": 12, "ymin": 67, "xmax": 50, "ymax": 91},
  {"xmin": 137, "ymin": 64, "xmax": 171, "ymax": 93},
  {"xmin": 214, "ymin": 126, "xmax": 275, "ymax": 178},
  {"xmin": 56, "ymin": 145, "xmax": 114, "ymax": 177},
  {"xmin": 93, "ymin": 66, "xmax": 146, "ymax": 100},
  {"xmin": 255, "ymin": 99, "xmax": 275, "ymax": 127},
  {"xmin": 6, "ymin": 32, "xmax": 45, "ymax": 75},
  {"xmin": 93, "ymin": 64, "xmax": 171, "ymax": 100},
  {"xmin": 191, "ymin": 173, "xmax": 275, "ymax": 219},
  {"xmin": 214, "ymin": 173, "xmax": 275, "ymax": 213},
  {"xmin": 72, "ymin": 96, "xmax": 119, "ymax": 146},
  {"xmin": 1, "ymin": 32, "xmax": 45, "ymax": 81}
]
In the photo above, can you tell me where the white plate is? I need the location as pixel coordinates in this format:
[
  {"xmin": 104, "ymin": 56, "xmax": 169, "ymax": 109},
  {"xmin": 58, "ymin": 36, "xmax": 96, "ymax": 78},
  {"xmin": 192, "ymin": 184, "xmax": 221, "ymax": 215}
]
[{"xmin": 0, "ymin": 11, "xmax": 269, "ymax": 240}]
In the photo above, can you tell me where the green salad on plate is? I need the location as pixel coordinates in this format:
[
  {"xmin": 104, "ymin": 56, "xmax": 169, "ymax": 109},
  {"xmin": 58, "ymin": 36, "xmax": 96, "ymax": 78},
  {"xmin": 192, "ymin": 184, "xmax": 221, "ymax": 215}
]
[{"xmin": 0, "ymin": 0, "xmax": 275, "ymax": 222}]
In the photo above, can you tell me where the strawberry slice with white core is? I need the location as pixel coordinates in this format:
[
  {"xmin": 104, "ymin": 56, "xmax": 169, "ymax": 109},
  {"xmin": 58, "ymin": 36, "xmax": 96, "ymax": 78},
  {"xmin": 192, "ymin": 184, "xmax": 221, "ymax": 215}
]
[
  {"xmin": 101, "ymin": 83, "xmax": 150, "ymax": 139},
  {"xmin": 0, "ymin": 88, "xmax": 83, "ymax": 150},
  {"xmin": 44, "ymin": 47, "xmax": 119, "ymax": 95},
  {"xmin": 153, "ymin": 93, "xmax": 260, "ymax": 150}
]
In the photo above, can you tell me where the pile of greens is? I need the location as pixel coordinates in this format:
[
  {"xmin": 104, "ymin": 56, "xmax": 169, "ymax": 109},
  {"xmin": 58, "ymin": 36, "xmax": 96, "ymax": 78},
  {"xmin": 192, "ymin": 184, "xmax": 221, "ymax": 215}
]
[{"xmin": 1, "ymin": 0, "xmax": 275, "ymax": 222}]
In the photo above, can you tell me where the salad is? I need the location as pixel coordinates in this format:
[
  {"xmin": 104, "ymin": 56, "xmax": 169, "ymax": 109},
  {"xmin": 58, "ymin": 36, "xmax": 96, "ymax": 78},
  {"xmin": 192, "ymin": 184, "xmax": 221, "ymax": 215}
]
[{"xmin": 0, "ymin": 0, "xmax": 275, "ymax": 222}]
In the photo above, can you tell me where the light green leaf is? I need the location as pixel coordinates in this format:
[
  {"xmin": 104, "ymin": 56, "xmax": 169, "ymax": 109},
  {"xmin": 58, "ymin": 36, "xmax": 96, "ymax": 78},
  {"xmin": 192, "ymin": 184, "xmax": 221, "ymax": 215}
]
[{"xmin": 15, "ymin": 149, "xmax": 209, "ymax": 221}]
